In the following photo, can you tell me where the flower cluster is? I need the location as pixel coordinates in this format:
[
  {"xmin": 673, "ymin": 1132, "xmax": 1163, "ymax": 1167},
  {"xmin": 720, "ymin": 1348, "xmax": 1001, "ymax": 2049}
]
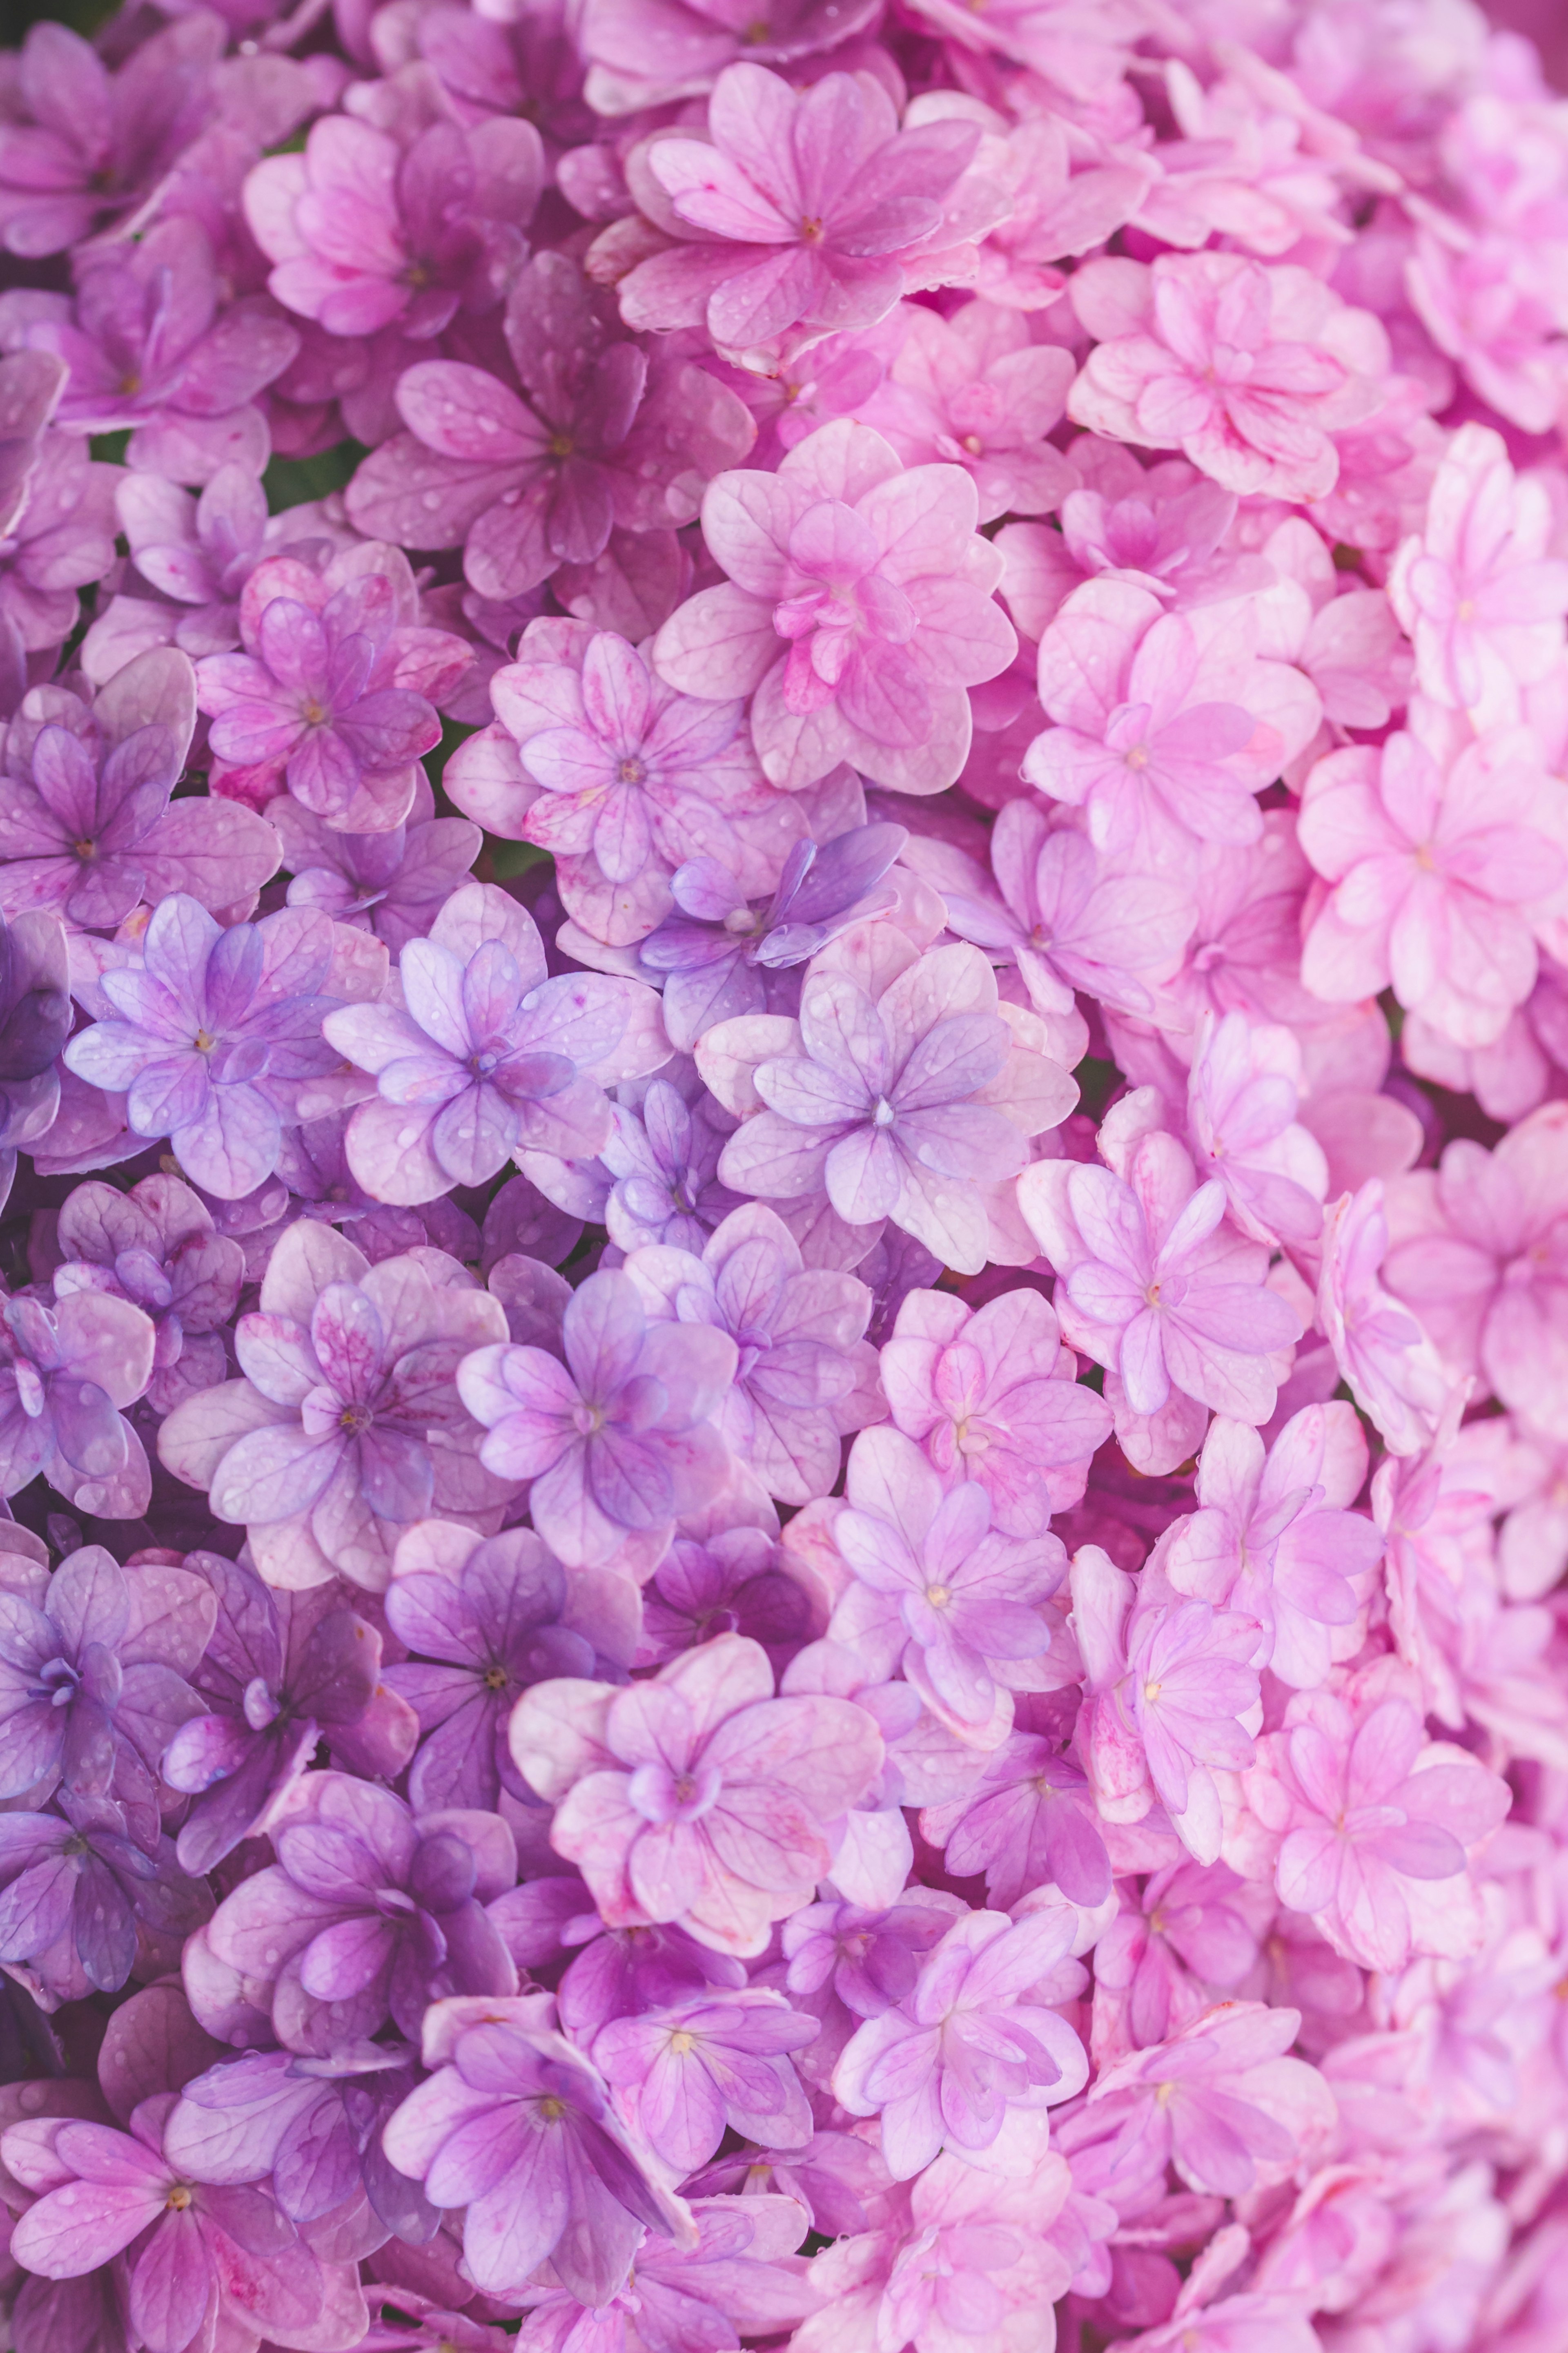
[{"xmin": 0, "ymin": 0, "xmax": 1562, "ymax": 2349}]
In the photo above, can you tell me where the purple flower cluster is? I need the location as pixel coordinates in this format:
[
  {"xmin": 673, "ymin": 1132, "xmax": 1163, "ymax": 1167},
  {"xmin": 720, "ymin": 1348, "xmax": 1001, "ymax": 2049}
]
[{"xmin": 0, "ymin": 0, "xmax": 1563, "ymax": 2349}]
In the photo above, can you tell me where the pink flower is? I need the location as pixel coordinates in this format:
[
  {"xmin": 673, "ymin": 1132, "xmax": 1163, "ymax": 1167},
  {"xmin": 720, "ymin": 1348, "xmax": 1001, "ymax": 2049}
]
[
  {"xmin": 1067, "ymin": 250, "xmax": 1390, "ymax": 503},
  {"xmin": 1186, "ymin": 1009, "xmax": 1329, "ymax": 1247},
  {"xmin": 1020, "ymin": 1129, "xmax": 1303, "ymax": 1473},
  {"xmin": 1316, "ymin": 1181, "xmax": 1450, "ymax": 1461},
  {"xmin": 1381, "ymin": 1103, "xmax": 1568, "ymax": 1429},
  {"xmin": 1388, "ymin": 423, "xmax": 1568, "ymax": 729},
  {"xmin": 1022, "ymin": 578, "xmax": 1318, "ymax": 856},
  {"xmin": 941, "ymin": 798, "xmax": 1195, "ymax": 1025},
  {"xmin": 652, "ymin": 419, "xmax": 1017, "ymax": 796},
  {"xmin": 1078, "ymin": 2001, "xmax": 1335, "ymax": 2200},
  {"xmin": 861, "ymin": 299, "xmax": 1077, "ymax": 523},
  {"xmin": 509, "ymin": 1630, "xmax": 884, "ymax": 1955},
  {"xmin": 833, "ymin": 1906, "xmax": 1087, "ymax": 2177},
  {"xmin": 344, "ymin": 254, "xmax": 755, "ymax": 605},
  {"xmin": 614, "ymin": 67, "xmax": 982, "ymax": 363},
  {"xmin": 196, "ymin": 543, "xmax": 473, "ymax": 834},
  {"xmin": 1298, "ymin": 699, "xmax": 1568, "ymax": 1049},
  {"xmin": 1162, "ymin": 1405, "xmax": 1385, "ymax": 1690},
  {"xmin": 244, "ymin": 114, "xmax": 543, "ymax": 344},
  {"xmin": 1247, "ymin": 1686, "xmax": 1510, "ymax": 1971},
  {"xmin": 446, "ymin": 617, "xmax": 802, "ymax": 947},
  {"xmin": 877, "ymin": 1280, "xmax": 1112, "ymax": 1535}
]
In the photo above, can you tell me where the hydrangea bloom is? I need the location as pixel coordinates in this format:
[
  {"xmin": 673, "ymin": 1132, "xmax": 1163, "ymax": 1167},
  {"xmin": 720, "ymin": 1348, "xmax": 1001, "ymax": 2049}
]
[
  {"xmin": 0, "ymin": 0, "xmax": 1566, "ymax": 2345},
  {"xmin": 0, "ymin": 649, "xmax": 277, "ymax": 926},
  {"xmin": 510, "ymin": 1632, "xmax": 884, "ymax": 1953},
  {"xmin": 457, "ymin": 1264, "xmax": 739, "ymax": 1570},
  {"xmin": 321, "ymin": 881, "xmax": 662, "ymax": 1204},
  {"xmin": 614, "ymin": 67, "xmax": 984, "ymax": 363},
  {"xmin": 711, "ymin": 934, "xmax": 1076, "ymax": 1274},
  {"xmin": 625, "ymin": 1201, "xmax": 880, "ymax": 1503},
  {"xmin": 158, "ymin": 1218, "xmax": 510, "ymax": 1594},
  {"xmin": 62, "ymin": 896, "xmax": 356, "ymax": 1200},
  {"xmin": 653, "ymin": 421, "xmax": 1018, "ymax": 795}
]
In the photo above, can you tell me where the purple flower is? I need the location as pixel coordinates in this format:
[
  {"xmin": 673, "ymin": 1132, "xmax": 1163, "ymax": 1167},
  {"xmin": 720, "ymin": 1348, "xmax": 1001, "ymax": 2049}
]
[
  {"xmin": 617, "ymin": 67, "xmax": 981, "ymax": 361},
  {"xmin": 4, "ymin": 2094, "xmax": 357, "ymax": 2353},
  {"xmin": 716, "ymin": 939, "xmax": 1075, "ymax": 1276},
  {"xmin": 161, "ymin": 1557, "xmax": 416, "ymax": 1876},
  {"xmin": 1076, "ymin": 2002, "xmax": 1333, "ymax": 2201},
  {"xmin": 381, "ymin": 1995, "xmax": 694, "ymax": 2305},
  {"xmin": 1020, "ymin": 1129, "xmax": 1303, "ymax": 1471},
  {"xmin": 943, "ymin": 800, "xmax": 1194, "ymax": 1024},
  {"xmin": 782, "ymin": 1892, "xmax": 963, "ymax": 2068},
  {"xmin": 512, "ymin": 1630, "xmax": 885, "ymax": 1954},
  {"xmin": 244, "ymin": 114, "xmax": 542, "ymax": 343},
  {"xmin": 0, "ymin": 1289, "xmax": 155, "ymax": 1517},
  {"xmin": 323, "ymin": 880, "xmax": 660, "ymax": 1205},
  {"xmin": 458, "ymin": 1266, "xmax": 737, "ymax": 1571},
  {"xmin": 9, "ymin": 218, "xmax": 298, "ymax": 483},
  {"xmin": 0, "ymin": 907, "xmax": 71, "ymax": 1171},
  {"xmin": 1126, "ymin": 1597, "xmax": 1261, "ymax": 1846},
  {"xmin": 626, "ymin": 1200, "xmax": 878, "ymax": 1505},
  {"xmin": 601, "ymin": 1077, "xmax": 745, "ymax": 1256},
  {"xmin": 157, "ymin": 1218, "xmax": 510, "ymax": 1594},
  {"xmin": 196, "ymin": 547, "xmax": 469, "ymax": 833},
  {"xmin": 52, "ymin": 1174, "xmax": 245, "ymax": 1417},
  {"xmin": 0, "ymin": 431, "xmax": 119, "ymax": 669},
  {"xmin": 448, "ymin": 618, "xmax": 800, "ymax": 948},
  {"xmin": 383, "ymin": 1520, "xmax": 640, "ymax": 1813},
  {"xmin": 103, "ymin": 464, "xmax": 275, "ymax": 666},
  {"xmin": 555, "ymin": 1912, "xmax": 748, "ymax": 2045},
  {"xmin": 637, "ymin": 820, "xmax": 908, "ymax": 1053},
  {"xmin": 201, "ymin": 1771, "xmax": 519, "ymax": 2047},
  {"xmin": 919, "ymin": 1735, "xmax": 1111, "ymax": 1911},
  {"xmin": 0, "ymin": 16, "xmax": 221, "ymax": 258},
  {"xmin": 0, "ymin": 1543, "xmax": 212, "ymax": 1833},
  {"xmin": 827, "ymin": 1427, "xmax": 1066, "ymax": 1737},
  {"xmin": 0, "ymin": 1793, "xmax": 210, "ymax": 1998},
  {"xmin": 344, "ymin": 254, "xmax": 755, "ymax": 602},
  {"xmin": 411, "ymin": 0, "xmax": 594, "ymax": 149},
  {"xmin": 506, "ymin": 2192, "xmax": 823, "ymax": 2352},
  {"xmin": 1094, "ymin": 1861, "xmax": 1265, "ymax": 2049},
  {"xmin": 637, "ymin": 1525, "xmax": 814, "ymax": 1665},
  {"xmin": 62, "ymin": 896, "xmax": 352, "ymax": 1202},
  {"xmin": 273, "ymin": 790, "xmax": 481, "ymax": 954},
  {"xmin": 833, "ymin": 1906, "xmax": 1087, "ymax": 2177},
  {"xmin": 165, "ymin": 2043, "xmax": 434, "ymax": 2240},
  {"xmin": 1162, "ymin": 1406, "xmax": 1385, "ymax": 1691},
  {"xmin": 580, "ymin": 0, "xmax": 879, "ymax": 112},
  {"xmin": 593, "ymin": 1987, "xmax": 817, "ymax": 2172},
  {"xmin": 879, "ymin": 1283, "xmax": 1113, "ymax": 1537},
  {"xmin": 0, "ymin": 648, "xmax": 278, "ymax": 928}
]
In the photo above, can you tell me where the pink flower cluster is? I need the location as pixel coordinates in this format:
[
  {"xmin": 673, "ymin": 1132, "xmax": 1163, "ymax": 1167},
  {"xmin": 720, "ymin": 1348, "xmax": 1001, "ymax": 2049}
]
[{"xmin": 0, "ymin": 0, "xmax": 1563, "ymax": 2349}]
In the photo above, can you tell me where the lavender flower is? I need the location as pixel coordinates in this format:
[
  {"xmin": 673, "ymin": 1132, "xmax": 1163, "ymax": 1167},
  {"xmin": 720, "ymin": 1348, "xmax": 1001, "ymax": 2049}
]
[
  {"xmin": 52, "ymin": 1175, "xmax": 246, "ymax": 1418},
  {"xmin": 0, "ymin": 1289, "xmax": 156, "ymax": 1517},
  {"xmin": 593, "ymin": 1988, "xmax": 817, "ymax": 2173},
  {"xmin": 920, "ymin": 1734, "xmax": 1111, "ymax": 1911},
  {"xmin": 458, "ymin": 1266, "xmax": 738, "ymax": 1570},
  {"xmin": 0, "ymin": 649, "xmax": 278, "ymax": 927},
  {"xmin": 0, "ymin": 907, "xmax": 71, "ymax": 1191},
  {"xmin": 273, "ymin": 792, "xmax": 482, "ymax": 954},
  {"xmin": 637, "ymin": 821, "xmax": 908, "ymax": 1052},
  {"xmin": 157, "ymin": 1220, "xmax": 510, "ymax": 1594},
  {"xmin": 0, "ymin": 1791, "xmax": 211, "ymax": 1997},
  {"xmin": 383, "ymin": 1521, "xmax": 640, "ymax": 1812},
  {"xmin": 323, "ymin": 881, "xmax": 659, "ymax": 1204},
  {"xmin": 602, "ymin": 1077, "xmax": 744, "ymax": 1255},
  {"xmin": 62, "ymin": 896, "xmax": 352, "ymax": 1201},
  {"xmin": 201, "ymin": 1772, "xmax": 519, "ymax": 2046},
  {"xmin": 161, "ymin": 1558, "xmax": 416, "ymax": 1876},
  {"xmin": 383, "ymin": 1996, "xmax": 696, "ymax": 2306},
  {"xmin": 0, "ymin": 1545, "xmax": 212, "ymax": 1837},
  {"xmin": 626, "ymin": 1200, "xmax": 880, "ymax": 1504}
]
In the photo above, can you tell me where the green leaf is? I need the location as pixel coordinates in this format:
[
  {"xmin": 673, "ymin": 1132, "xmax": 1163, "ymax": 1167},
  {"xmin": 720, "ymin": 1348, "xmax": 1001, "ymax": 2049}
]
[{"xmin": 262, "ymin": 441, "xmax": 368, "ymax": 516}]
